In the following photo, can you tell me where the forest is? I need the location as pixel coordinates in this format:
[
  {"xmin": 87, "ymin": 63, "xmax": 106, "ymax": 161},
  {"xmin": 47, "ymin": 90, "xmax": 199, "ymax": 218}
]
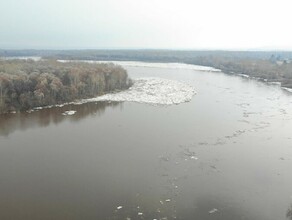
[
  {"xmin": 3, "ymin": 49, "xmax": 291, "ymax": 88},
  {"xmin": 0, "ymin": 59, "xmax": 132, "ymax": 113},
  {"xmin": 189, "ymin": 56, "xmax": 292, "ymax": 88},
  {"xmin": 2, "ymin": 49, "xmax": 292, "ymax": 89}
]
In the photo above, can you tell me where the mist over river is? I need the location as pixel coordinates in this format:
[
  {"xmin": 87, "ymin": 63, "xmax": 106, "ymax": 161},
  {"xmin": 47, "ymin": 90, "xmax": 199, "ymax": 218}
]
[{"xmin": 1, "ymin": 62, "xmax": 292, "ymax": 220}]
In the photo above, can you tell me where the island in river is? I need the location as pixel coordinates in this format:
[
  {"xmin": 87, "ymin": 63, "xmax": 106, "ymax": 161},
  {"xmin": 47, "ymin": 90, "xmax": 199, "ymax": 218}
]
[{"xmin": 0, "ymin": 59, "xmax": 132, "ymax": 113}]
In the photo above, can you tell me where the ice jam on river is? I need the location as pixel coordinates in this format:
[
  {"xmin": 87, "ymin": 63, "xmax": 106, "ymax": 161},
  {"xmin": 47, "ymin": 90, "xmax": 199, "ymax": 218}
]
[{"xmin": 86, "ymin": 77, "xmax": 197, "ymax": 105}]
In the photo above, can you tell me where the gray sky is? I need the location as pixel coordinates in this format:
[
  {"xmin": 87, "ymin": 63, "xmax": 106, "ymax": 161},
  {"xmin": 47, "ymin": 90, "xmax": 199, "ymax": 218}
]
[{"xmin": 1, "ymin": 0, "xmax": 292, "ymax": 50}]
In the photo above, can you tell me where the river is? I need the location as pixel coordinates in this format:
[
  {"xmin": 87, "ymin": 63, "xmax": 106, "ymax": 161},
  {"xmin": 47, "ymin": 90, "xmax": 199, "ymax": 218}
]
[{"xmin": 0, "ymin": 62, "xmax": 292, "ymax": 220}]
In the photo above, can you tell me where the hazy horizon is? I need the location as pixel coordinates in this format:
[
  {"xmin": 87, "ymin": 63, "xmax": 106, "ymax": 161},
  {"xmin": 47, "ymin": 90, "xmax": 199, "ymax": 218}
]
[
  {"xmin": 3, "ymin": 47, "xmax": 292, "ymax": 52},
  {"xmin": 1, "ymin": 0, "xmax": 292, "ymax": 50}
]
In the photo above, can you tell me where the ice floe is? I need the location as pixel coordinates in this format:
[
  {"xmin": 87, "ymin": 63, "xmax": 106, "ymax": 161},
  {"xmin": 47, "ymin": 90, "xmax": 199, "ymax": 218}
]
[
  {"xmin": 282, "ymin": 87, "xmax": 292, "ymax": 93},
  {"xmin": 237, "ymin": 73, "xmax": 250, "ymax": 78},
  {"xmin": 208, "ymin": 208, "xmax": 219, "ymax": 214},
  {"xmin": 62, "ymin": 110, "xmax": 76, "ymax": 116},
  {"xmin": 86, "ymin": 77, "xmax": 196, "ymax": 105}
]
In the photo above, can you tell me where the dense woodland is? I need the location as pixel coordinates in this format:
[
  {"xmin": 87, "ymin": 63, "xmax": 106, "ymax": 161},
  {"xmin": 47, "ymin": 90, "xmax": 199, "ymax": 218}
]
[
  {"xmin": 0, "ymin": 59, "xmax": 132, "ymax": 113},
  {"xmin": 3, "ymin": 49, "xmax": 290, "ymax": 88}
]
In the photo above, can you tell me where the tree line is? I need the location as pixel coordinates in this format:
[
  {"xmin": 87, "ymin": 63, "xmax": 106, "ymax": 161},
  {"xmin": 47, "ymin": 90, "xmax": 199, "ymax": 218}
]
[
  {"xmin": 3, "ymin": 49, "xmax": 292, "ymax": 61},
  {"xmin": 30, "ymin": 49, "xmax": 292, "ymax": 88},
  {"xmin": 0, "ymin": 59, "xmax": 132, "ymax": 113},
  {"xmin": 189, "ymin": 56, "xmax": 292, "ymax": 88},
  {"xmin": 2, "ymin": 49, "xmax": 292, "ymax": 91}
]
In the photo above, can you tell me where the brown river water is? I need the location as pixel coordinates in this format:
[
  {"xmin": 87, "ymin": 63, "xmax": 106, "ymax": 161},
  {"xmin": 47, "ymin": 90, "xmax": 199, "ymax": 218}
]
[{"xmin": 1, "ymin": 64, "xmax": 292, "ymax": 220}]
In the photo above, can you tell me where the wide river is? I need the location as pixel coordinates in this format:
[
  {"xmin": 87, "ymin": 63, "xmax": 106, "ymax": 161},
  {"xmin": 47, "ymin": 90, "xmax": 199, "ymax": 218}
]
[{"xmin": 1, "ymin": 62, "xmax": 292, "ymax": 220}]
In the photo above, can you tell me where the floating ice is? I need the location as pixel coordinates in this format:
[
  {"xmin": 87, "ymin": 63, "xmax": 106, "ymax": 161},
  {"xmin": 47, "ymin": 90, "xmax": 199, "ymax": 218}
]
[
  {"xmin": 34, "ymin": 107, "xmax": 44, "ymax": 110},
  {"xmin": 209, "ymin": 208, "xmax": 218, "ymax": 214},
  {"xmin": 238, "ymin": 74, "xmax": 250, "ymax": 78},
  {"xmin": 26, "ymin": 109, "xmax": 34, "ymax": 113},
  {"xmin": 87, "ymin": 77, "xmax": 196, "ymax": 105},
  {"xmin": 282, "ymin": 87, "xmax": 292, "ymax": 93},
  {"xmin": 62, "ymin": 110, "xmax": 76, "ymax": 116}
]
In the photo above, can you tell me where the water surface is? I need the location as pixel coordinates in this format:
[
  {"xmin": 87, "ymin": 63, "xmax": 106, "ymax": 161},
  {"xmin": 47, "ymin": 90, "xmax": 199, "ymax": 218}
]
[{"xmin": 1, "ymin": 64, "xmax": 292, "ymax": 220}]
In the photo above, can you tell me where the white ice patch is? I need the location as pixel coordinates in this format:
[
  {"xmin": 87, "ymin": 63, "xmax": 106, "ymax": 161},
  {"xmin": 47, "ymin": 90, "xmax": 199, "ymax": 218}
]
[
  {"xmin": 208, "ymin": 208, "xmax": 218, "ymax": 214},
  {"xmin": 238, "ymin": 73, "xmax": 250, "ymax": 78},
  {"xmin": 86, "ymin": 77, "xmax": 196, "ymax": 105},
  {"xmin": 282, "ymin": 87, "xmax": 292, "ymax": 93},
  {"xmin": 62, "ymin": 110, "xmax": 76, "ymax": 116}
]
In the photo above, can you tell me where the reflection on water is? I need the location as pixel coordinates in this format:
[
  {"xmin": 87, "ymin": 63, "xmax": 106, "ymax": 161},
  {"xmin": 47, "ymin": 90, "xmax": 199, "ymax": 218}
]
[
  {"xmin": 0, "ymin": 101, "xmax": 122, "ymax": 136},
  {"xmin": 287, "ymin": 205, "xmax": 292, "ymax": 220}
]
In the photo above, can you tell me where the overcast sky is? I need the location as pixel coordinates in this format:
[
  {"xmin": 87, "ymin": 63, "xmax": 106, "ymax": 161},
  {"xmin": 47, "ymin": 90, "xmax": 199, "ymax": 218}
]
[{"xmin": 1, "ymin": 0, "xmax": 292, "ymax": 50}]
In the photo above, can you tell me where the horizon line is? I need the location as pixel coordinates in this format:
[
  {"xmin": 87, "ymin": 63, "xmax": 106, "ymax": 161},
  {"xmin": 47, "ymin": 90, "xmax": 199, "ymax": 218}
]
[{"xmin": 2, "ymin": 47, "xmax": 292, "ymax": 52}]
